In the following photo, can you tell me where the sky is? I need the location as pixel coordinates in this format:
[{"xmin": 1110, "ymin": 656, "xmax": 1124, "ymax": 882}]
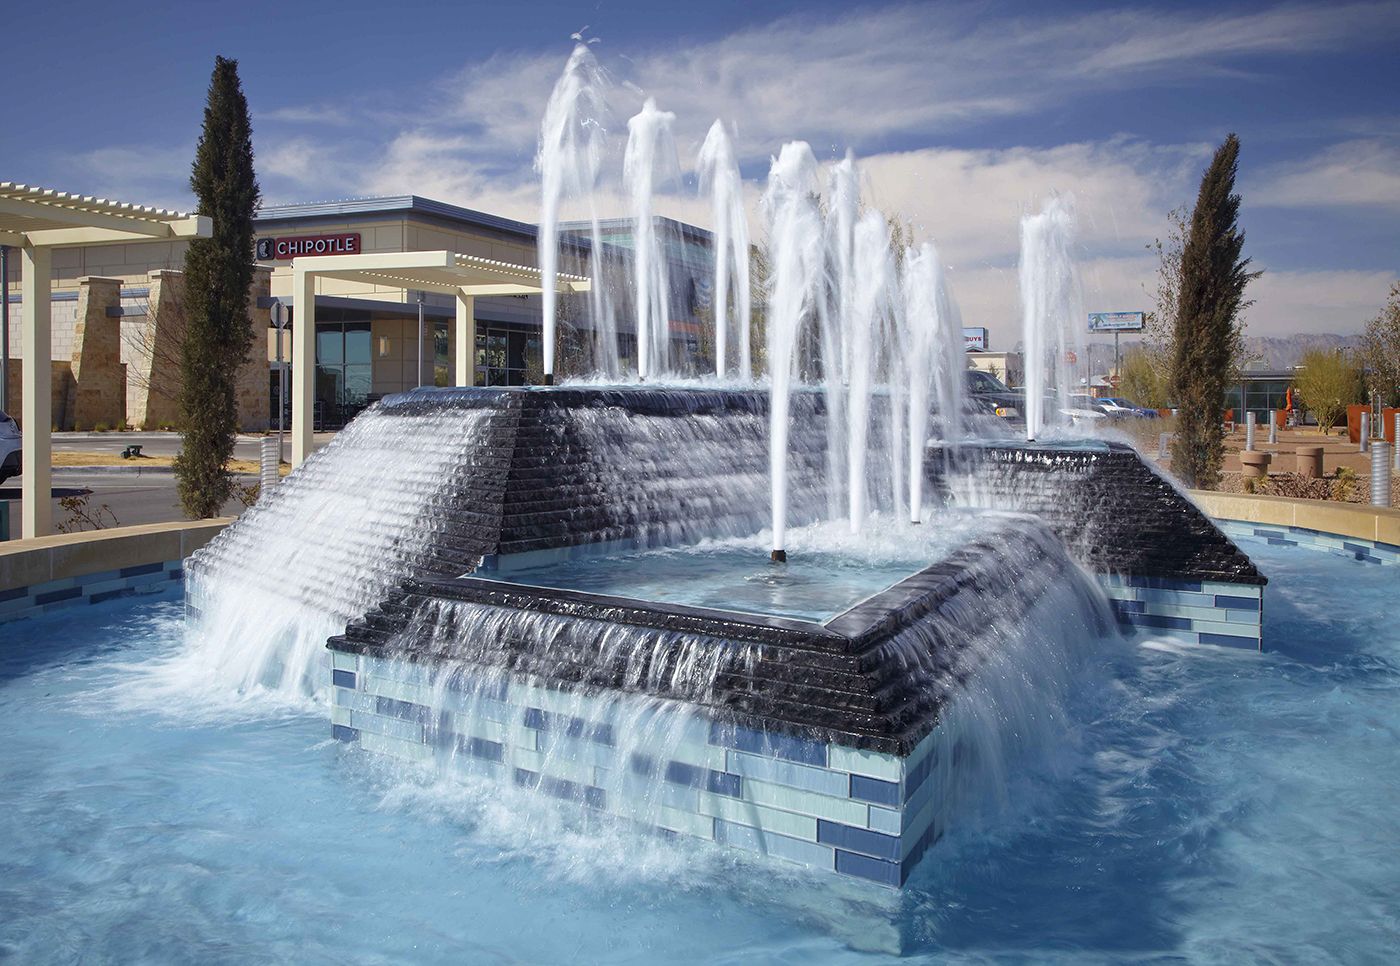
[{"xmin": 3, "ymin": 0, "xmax": 1398, "ymax": 347}]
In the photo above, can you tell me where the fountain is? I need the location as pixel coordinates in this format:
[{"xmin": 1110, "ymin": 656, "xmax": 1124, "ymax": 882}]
[
  {"xmin": 696, "ymin": 120, "xmax": 751, "ymax": 379},
  {"xmin": 624, "ymin": 97, "xmax": 680, "ymax": 380},
  {"xmin": 183, "ymin": 42, "xmax": 1269, "ymax": 894}
]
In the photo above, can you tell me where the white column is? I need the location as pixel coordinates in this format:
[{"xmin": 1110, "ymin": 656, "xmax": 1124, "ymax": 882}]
[
  {"xmin": 292, "ymin": 267, "xmax": 316, "ymax": 466},
  {"xmin": 20, "ymin": 243, "xmax": 52, "ymax": 538},
  {"xmin": 454, "ymin": 291, "xmax": 475, "ymax": 387}
]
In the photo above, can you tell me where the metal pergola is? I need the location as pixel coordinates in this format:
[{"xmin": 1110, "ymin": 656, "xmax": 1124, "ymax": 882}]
[
  {"xmin": 287, "ymin": 250, "xmax": 588, "ymax": 465},
  {"xmin": 0, "ymin": 182, "xmax": 209, "ymax": 538}
]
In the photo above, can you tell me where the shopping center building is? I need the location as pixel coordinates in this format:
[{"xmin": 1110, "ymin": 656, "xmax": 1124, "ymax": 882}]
[{"xmin": 2, "ymin": 195, "xmax": 713, "ymax": 431}]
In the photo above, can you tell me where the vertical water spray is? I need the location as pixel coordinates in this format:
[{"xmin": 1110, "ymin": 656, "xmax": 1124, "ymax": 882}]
[
  {"xmin": 624, "ymin": 97, "xmax": 679, "ymax": 380},
  {"xmin": 696, "ymin": 120, "xmax": 750, "ymax": 380},
  {"xmin": 537, "ymin": 41, "xmax": 610, "ymax": 382},
  {"xmin": 1019, "ymin": 196, "xmax": 1080, "ymax": 440},
  {"xmin": 762, "ymin": 141, "xmax": 823, "ymax": 561},
  {"xmin": 846, "ymin": 210, "xmax": 892, "ymax": 533},
  {"xmin": 821, "ymin": 152, "xmax": 861, "ymax": 518},
  {"xmin": 902, "ymin": 242, "xmax": 965, "ymax": 523}
]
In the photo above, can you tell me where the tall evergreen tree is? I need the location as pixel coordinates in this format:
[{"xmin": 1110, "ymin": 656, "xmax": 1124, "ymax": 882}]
[
  {"xmin": 1169, "ymin": 134, "xmax": 1258, "ymax": 489},
  {"xmin": 175, "ymin": 56, "xmax": 260, "ymax": 517}
]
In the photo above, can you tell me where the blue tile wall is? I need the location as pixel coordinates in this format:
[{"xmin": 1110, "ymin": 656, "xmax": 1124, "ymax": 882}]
[{"xmin": 850, "ymin": 775, "xmax": 900, "ymax": 806}]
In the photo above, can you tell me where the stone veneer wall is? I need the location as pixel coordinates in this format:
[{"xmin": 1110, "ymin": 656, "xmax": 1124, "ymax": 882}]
[
  {"xmin": 67, "ymin": 276, "xmax": 125, "ymax": 430},
  {"xmin": 327, "ymin": 649, "xmax": 946, "ymax": 887}
]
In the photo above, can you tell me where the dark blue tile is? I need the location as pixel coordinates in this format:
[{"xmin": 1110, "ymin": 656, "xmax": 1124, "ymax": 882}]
[
  {"xmin": 331, "ymin": 669, "xmax": 357, "ymax": 689},
  {"xmin": 706, "ymin": 770, "xmax": 742, "ymax": 798},
  {"xmin": 904, "ymin": 752, "xmax": 936, "ymax": 803},
  {"xmin": 376, "ymin": 696, "xmax": 431, "ymax": 724},
  {"xmin": 1343, "ymin": 542, "xmax": 1370, "ymax": 554},
  {"xmin": 1110, "ymin": 599, "xmax": 1145, "ymax": 614},
  {"xmin": 459, "ymin": 736, "xmax": 504, "ymax": 762},
  {"xmin": 817, "ymin": 819, "xmax": 901, "ymax": 860},
  {"xmin": 835, "ymin": 849, "xmax": 901, "ymax": 886},
  {"xmin": 583, "ymin": 785, "xmax": 607, "ymax": 810},
  {"xmin": 89, "ymin": 588, "xmax": 135, "ymax": 605},
  {"xmin": 850, "ymin": 774, "xmax": 900, "ymax": 806},
  {"xmin": 0, "ymin": 585, "xmax": 27, "ymax": 603},
  {"xmin": 35, "ymin": 587, "xmax": 81, "ymax": 606},
  {"xmin": 708, "ymin": 721, "xmax": 826, "ymax": 766},
  {"xmin": 1266, "ymin": 538, "xmax": 1298, "ymax": 546},
  {"xmin": 523, "ymin": 707, "xmax": 614, "ymax": 745},
  {"xmin": 119, "ymin": 562, "xmax": 164, "ymax": 578},
  {"xmin": 514, "ymin": 767, "xmax": 539, "ymax": 788},
  {"xmin": 664, "ymin": 760, "xmax": 703, "ymax": 787},
  {"xmin": 167, "ymin": 569, "xmax": 183, "ymax": 581},
  {"xmin": 332, "ymin": 724, "xmax": 359, "ymax": 743},
  {"xmin": 1199, "ymin": 631, "xmax": 1258, "ymax": 648},
  {"xmin": 1131, "ymin": 613, "xmax": 1192, "ymax": 631},
  {"xmin": 630, "ymin": 753, "xmax": 656, "ymax": 776},
  {"xmin": 1214, "ymin": 595, "xmax": 1258, "ymax": 610}
]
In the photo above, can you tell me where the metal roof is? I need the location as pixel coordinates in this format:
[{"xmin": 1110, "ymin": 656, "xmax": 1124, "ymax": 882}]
[{"xmin": 256, "ymin": 195, "xmax": 543, "ymax": 240}]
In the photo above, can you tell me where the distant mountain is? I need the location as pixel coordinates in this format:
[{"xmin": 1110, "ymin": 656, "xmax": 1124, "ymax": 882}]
[{"xmin": 1239, "ymin": 334, "xmax": 1363, "ymax": 371}]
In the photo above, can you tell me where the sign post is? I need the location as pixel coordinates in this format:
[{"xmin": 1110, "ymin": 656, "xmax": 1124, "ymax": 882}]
[
  {"xmin": 271, "ymin": 300, "xmax": 290, "ymax": 470},
  {"xmin": 1088, "ymin": 312, "xmax": 1145, "ymax": 394}
]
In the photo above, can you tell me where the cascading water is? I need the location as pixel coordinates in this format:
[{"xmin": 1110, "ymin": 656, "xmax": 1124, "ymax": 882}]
[
  {"xmin": 696, "ymin": 120, "xmax": 751, "ymax": 380},
  {"xmin": 1018, "ymin": 195, "xmax": 1082, "ymax": 441},
  {"xmin": 180, "ymin": 402, "xmax": 495, "ymax": 701},
  {"xmin": 537, "ymin": 41, "xmax": 613, "ymax": 380},
  {"xmin": 624, "ymin": 97, "xmax": 680, "ymax": 380},
  {"xmin": 902, "ymin": 241, "xmax": 966, "ymax": 523},
  {"xmin": 846, "ymin": 210, "xmax": 893, "ymax": 533},
  {"xmin": 761, "ymin": 142, "xmax": 824, "ymax": 560}
]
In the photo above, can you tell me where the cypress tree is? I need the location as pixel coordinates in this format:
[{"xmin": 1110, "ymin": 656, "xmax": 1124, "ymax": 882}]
[
  {"xmin": 1169, "ymin": 134, "xmax": 1258, "ymax": 489},
  {"xmin": 175, "ymin": 56, "xmax": 261, "ymax": 517}
]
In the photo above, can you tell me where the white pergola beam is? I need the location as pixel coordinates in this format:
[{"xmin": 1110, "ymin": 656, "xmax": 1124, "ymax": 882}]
[
  {"xmin": 292, "ymin": 266, "xmax": 317, "ymax": 465},
  {"xmin": 21, "ymin": 214, "xmax": 209, "ymax": 249}
]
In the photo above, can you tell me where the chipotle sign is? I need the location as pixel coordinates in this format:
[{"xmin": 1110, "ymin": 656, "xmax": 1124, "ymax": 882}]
[{"xmin": 256, "ymin": 232, "xmax": 361, "ymax": 260}]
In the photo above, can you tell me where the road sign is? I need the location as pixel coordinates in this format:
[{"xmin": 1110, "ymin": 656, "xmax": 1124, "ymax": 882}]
[
  {"xmin": 271, "ymin": 300, "xmax": 290, "ymax": 329},
  {"xmin": 1088, "ymin": 311, "xmax": 1144, "ymax": 333}
]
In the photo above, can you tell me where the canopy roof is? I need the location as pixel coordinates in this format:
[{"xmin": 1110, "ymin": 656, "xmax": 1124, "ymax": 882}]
[
  {"xmin": 291, "ymin": 249, "xmax": 590, "ymax": 296},
  {"xmin": 0, "ymin": 181, "xmax": 209, "ymax": 248}
]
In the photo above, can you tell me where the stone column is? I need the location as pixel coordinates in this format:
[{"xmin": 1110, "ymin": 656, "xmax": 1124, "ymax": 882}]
[{"xmin": 68, "ymin": 276, "xmax": 125, "ymax": 430}]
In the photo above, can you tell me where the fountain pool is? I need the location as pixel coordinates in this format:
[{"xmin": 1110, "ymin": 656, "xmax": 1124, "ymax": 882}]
[{"xmin": 4, "ymin": 533, "xmax": 1397, "ymax": 961}]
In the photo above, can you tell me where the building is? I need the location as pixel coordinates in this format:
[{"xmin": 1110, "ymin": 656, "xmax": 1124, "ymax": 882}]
[{"xmin": 2, "ymin": 196, "xmax": 715, "ymax": 431}]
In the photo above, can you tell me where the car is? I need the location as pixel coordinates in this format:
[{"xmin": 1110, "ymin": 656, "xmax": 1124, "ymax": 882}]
[
  {"xmin": 963, "ymin": 369, "xmax": 1026, "ymax": 421},
  {"xmin": 1098, "ymin": 396, "xmax": 1156, "ymax": 419},
  {"xmin": 0, "ymin": 409, "xmax": 19, "ymax": 485}
]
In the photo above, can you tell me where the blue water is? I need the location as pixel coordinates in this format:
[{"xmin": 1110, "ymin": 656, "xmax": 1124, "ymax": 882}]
[
  {"xmin": 3, "ymin": 537, "xmax": 1398, "ymax": 963},
  {"xmin": 488, "ymin": 545, "xmax": 921, "ymax": 622}
]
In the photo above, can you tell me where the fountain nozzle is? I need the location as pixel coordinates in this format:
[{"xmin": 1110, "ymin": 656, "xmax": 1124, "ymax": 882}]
[
  {"xmin": 544, "ymin": 373, "xmax": 554, "ymax": 386},
  {"xmin": 770, "ymin": 549, "xmax": 787, "ymax": 564}
]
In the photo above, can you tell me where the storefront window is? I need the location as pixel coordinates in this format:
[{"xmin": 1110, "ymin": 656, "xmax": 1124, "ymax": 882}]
[
  {"xmin": 315, "ymin": 317, "xmax": 373, "ymax": 427},
  {"xmin": 475, "ymin": 325, "xmax": 536, "ymax": 386}
]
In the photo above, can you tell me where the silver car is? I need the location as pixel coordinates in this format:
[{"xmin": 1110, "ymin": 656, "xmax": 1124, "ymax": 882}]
[{"xmin": 0, "ymin": 409, "xmax": 20, "ymax": 484}]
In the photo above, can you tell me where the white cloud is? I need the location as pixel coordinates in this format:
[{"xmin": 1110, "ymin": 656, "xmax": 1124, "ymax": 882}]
[{"xmin": 1253, "ymin": 140, "xmax": 1400, "ymax": 210}]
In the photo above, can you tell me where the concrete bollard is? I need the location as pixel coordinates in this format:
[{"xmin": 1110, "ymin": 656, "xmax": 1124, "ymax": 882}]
[
  {"xmin": 260, "ymin": 437, "xmax": 279, "ymax": 496},
  {"xmin": 1359, "ymin": 411, "xmax": 1369, "ymax": 452},
  {"xmin": 1240, "ymin": 450, "xmax": 1272, "ymax": 480},
  {"xmin": 1373, "ymin": 442, "xmax": 1392, "ymax": 507},
  {"xmin": 1245, "ymin": 412, "xmax": 1256, "ymax": 451},
  {"xmin": 1296, "ymin": 445, "xmax": 1324, "ymax": 478},
  {"xmin": 1158, "ymin": 432, "xmax": 1170, "ymax": 460}
]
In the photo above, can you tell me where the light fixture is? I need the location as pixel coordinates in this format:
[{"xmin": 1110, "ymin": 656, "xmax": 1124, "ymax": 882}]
[{"xmin": 378, "ymin": 336, "xmax": 391, "ymax": 358}]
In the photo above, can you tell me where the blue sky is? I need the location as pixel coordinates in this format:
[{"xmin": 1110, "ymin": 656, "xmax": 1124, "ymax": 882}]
[{"xmin": 3, "ymin": 0, "xmax": 1398, "ymax": 339}]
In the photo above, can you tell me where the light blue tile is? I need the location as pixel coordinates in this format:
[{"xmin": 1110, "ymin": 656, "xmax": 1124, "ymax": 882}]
[
  {"xmin": 867, "ymin": 806, "xmax": 902, "ymax": 836},
  {"xmin": 726, "ymin": 751, "xmax": 849, "ymax": 797}
]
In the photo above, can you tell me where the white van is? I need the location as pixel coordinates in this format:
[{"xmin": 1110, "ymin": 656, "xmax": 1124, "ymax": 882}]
[{"xmin": 0, "ymin": 409, "xmax": 20, "ymax": 484}]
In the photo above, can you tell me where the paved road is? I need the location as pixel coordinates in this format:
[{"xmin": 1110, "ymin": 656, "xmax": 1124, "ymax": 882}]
[
  {"xmin": 2, "ymin": 470, "xmax": 254, "ymax": 540},
  {"xmin": 49, "ymin": 431, "xmax": 337, "ymax": 461}
]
